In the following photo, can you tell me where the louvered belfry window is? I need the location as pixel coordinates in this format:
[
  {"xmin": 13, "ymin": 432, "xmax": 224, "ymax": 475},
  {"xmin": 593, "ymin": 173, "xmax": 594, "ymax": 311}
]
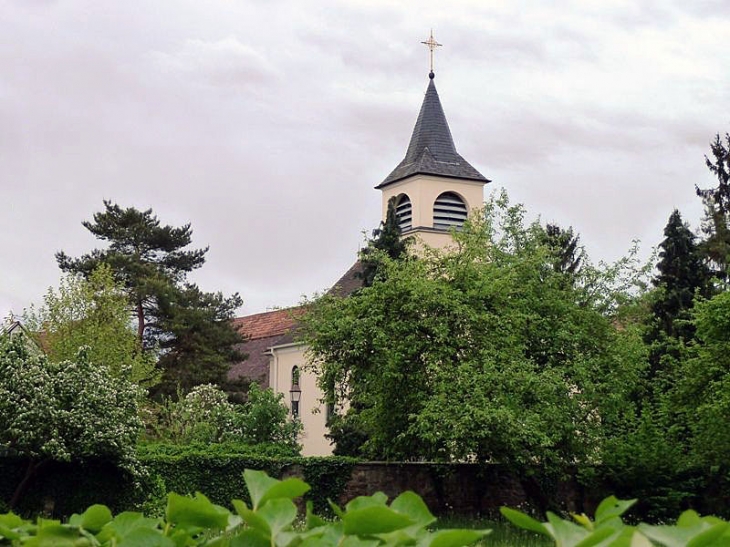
[
  {"xmin": 395, "ymin": 194, "xmax": 412, "ymax": 232},
  {"xmin": 433, "ymin": 192, "xmax": 467, "ymax": 230}
]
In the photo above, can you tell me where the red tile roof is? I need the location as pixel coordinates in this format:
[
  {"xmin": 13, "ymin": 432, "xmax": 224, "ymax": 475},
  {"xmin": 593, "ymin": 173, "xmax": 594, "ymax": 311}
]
[
  {"xmin": 231, "ymin": 308, "xmax": 303, "ymax": 341},
  {"xmin": 228, "ymin": 263, "xmax": 363, "ymax": 387}
]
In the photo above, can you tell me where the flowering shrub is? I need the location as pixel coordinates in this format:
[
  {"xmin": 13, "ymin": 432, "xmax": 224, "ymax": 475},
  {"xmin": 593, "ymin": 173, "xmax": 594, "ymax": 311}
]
[
  {"xmin": 145, "ymin": 383, "xmax": 301, "ymax": 451},
  {"xmin": 0, "ymin": 333, "xmax": 142, "ymax": 506}
]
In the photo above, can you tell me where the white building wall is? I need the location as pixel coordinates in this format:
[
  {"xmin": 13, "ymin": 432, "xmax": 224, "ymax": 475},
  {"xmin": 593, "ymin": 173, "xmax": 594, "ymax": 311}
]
[{"xmin": 268, "ymin": 343, "xmax": 333, "ymax": 456}]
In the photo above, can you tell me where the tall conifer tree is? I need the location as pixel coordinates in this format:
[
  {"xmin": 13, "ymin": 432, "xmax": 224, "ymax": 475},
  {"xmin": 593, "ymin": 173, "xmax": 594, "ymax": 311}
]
[
  {"xmin": 650, "ymin": 210, "xmax": 711, "ymax": 341},
  {"xmin": 644, "ymin": 210, "xmax": 712, "ymax": 389},
  {"xmin": 56, "ymin": 201, "xmax": 208, "ymax": 346},
  {"xmin": 696, "ymin": 133, "xmax": 730, "ymax": 274},
  {"xmin": 56, "ymin": 201, "xmax": 245, "ymax": 395}
]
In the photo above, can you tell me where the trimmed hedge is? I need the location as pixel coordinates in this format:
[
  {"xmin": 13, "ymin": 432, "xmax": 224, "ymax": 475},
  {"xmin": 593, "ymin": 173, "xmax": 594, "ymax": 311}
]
[{"xmin": 0, "ymin": 443, "xmax": 356, "ymax": 518}]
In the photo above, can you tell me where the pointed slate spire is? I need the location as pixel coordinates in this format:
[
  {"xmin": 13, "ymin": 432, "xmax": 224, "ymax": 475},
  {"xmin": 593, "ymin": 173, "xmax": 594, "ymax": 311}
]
[{"xmin": 377, "ymin": 73, "xmax": 488, "ymax": 188}]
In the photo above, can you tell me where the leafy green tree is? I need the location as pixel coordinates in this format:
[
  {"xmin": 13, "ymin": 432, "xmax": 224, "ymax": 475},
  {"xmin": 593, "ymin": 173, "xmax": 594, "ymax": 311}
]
[
  {"xmin": 0, "ymin": 333, "xmax": 142, "ymax": 508},
  {"xmin": 357, "ymin": 197, "xmax": 410, "ymax": 288},
  {"xmin": 56, "ymin": 201, "xmax": 245, "ymax": 394},
  {"xmin": 23, "ymin": 266, "xmax": 159, "ymax": 386},
  {"xmin": 696, "ymin": 133, "xmax": 730, "ymax": 274},
  {"xmin": 240, "ymin": 382, "xmax": 301, "ymax": 449},
  {"xmin": 301, "ymin": 192, "xmax": 644, "ymax": 472},
  {"xmin": 675, "ymin": 291, "xmax": 730, "ymax": 469}
]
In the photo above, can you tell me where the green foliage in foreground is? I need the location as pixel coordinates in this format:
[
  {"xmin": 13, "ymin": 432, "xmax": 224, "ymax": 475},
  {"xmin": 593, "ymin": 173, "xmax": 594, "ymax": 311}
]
[
  {"xmin": 2, "ymin": 469, "xmax": 730, "ymax": 546},
  {"xmin": 0, "ymin": 469, "xmax": 488, "ymax": 546},
  {"xmin": 502, "ymin": 495, "xmax": 730, "ymax": 546}
]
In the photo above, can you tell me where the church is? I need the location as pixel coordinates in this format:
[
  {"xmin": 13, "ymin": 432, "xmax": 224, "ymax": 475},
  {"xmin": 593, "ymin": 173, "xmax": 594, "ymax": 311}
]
[{"xmin": 230, "ymin": 47, "xmax": 491, "ymax": 456}]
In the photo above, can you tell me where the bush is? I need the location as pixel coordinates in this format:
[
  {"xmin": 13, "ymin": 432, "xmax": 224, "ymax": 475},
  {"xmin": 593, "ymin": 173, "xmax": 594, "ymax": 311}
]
[{"xmin": 142, "ymin": 383, "xmax": 301, "ymax": 452}]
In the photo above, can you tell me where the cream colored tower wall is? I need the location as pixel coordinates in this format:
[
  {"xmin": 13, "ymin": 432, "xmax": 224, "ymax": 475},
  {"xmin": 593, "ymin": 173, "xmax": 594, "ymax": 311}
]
[
  {"xmin": 380, "ymin": 174, "xmax": 484, "ymax": 249},
  {"xmin": 268, "ymin": 343, "xmax": 333, "ymax": 456}
]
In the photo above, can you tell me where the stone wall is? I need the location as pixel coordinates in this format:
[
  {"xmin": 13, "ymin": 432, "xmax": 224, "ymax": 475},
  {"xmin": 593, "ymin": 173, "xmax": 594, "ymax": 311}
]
[{"xmin": 334, "ymin": 462, "xmax": 590, "ymax": 517}]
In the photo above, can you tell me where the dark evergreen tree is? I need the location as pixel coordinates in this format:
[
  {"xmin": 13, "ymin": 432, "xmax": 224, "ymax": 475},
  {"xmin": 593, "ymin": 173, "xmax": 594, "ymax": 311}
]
[
  {"xmin": 541, "ymin": 223, "xmax": 584, "ymax": 276},
  {"xmin": 154, "ymin": 284, "xmax": 245, "ymax": 396},
  {"xmin": 357, "ymin": 197, "xmax": 410, "ymax": 288},
  {"xmin": 56, "ymin": 201, "xmax": 245, "ymax": 395},
  {"xmin": 56, "ymin": 201, "xmax": 208, "ymax": 346},
  {"xmin": 650, "ymin": 210, "xmax": 712, "ymax": 341},
  {"xmin": 644, "ymin": 210, "xmax": 712, "ymax": 390},
  {"xmin": 696, "ymin": 133, "xmax": 730, "ymax": 274}
]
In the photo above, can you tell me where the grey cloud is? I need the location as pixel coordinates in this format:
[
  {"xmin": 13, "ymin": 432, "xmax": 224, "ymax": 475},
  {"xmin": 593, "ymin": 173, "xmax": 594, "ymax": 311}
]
[{"xmin": 149, "ymin": 37, "xmax": 280, "ymax": 90}]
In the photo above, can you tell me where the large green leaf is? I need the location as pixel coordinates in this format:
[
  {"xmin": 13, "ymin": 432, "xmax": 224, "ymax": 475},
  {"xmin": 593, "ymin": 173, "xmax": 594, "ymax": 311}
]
[
  {"xmin": 232, "ymin": 499, "xmax": 270, "ymax": 535},
  {"xmin": 390, "ymin": 491, "xmax": 436, "ymax": 527},
  {"xmin": 74, "ymin": 504, "xmax": 113, "ymax": 532},
  {"xmin": 687, "ymin": 523, "xmax": 730, "ymax": 547},
  {"xmin": 96, "ymin": 512, "xmax": 161, "ymax": 544},
  {"xmin": 594, "ymin": 497, "xmax": 636, "ymax": 524},
  {"xmin": 346, "ymin": 492, "xmax": 389, "ymax": 512},
  {"xmin": 117, "ymin": 527, "xmax": 176, "ymax": 547},
  {"xmin": 0, "ymin": 525, "xmax": 21, "ymax": 541},
  {"xmin": 637, "ymin": 523, "xmax": 698, "ymax": 547},
  {"xmin": 230, "ymin": 528, "xmax": 270, "ymax": 547},
  {"xmin": 677, "ymin": 510, "xmax": 703, "ymax": 528},
  {"xmin": 23, "ymin": 524, "xmax": 91, "ymax": 547},
  {"xmin": 342, "ymin": 506, "xmax": 413, "ymax": 536},
  {"xmin": 256, "ymin": 498, "xmax": 298, "ymax": 537},
  {"xmin": 243, "ymin": 469, "xmax": 281, "ymax": 509},
  {"xmin": 339, "ymin": 536, "xmax": 382, "ymax": 547},
  {"xmin": 426, "ymin": 528, "xmax": 491, "ymax": 547},
  {"xmin": 165, "ymin": 492, "xmax": 230, "ymax": 532},
  {"xmin": 573, "ymin": 526, "xmax": 621, "ymax": 547},
  {"xmin": 0, "ymin": 512, "xmax": 24, "ymax": 531},
  {"xmin": 500, "ymin": 507, "xmax": 550, "ymax": 536},
  {"xmin": 259, "ymin": 477, "xmax": 310, "ymax": 507},
  {"xmin": 546, "ymin": 511, "xmax": 590, "ymax": 547}
]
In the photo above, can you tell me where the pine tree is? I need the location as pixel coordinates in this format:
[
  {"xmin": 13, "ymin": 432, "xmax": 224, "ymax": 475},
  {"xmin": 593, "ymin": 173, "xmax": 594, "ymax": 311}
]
[
  {"xmin": 154, "ymin": 284, "xmax": 246, "ymax": 396},
  {"xmin": 56, "ymin": 201, "xmax": 208, "ymax": 346},
  {"xmin": 56, "ymin": 201, "xmax": 245, "ymax": 395},
  {"xmin": 696, "ymin": 133, "xmax": 730, "ymax": 274},
  {"xmin": 541, "ymin": 223, "xmax": 585, "ymax": 276},
  {"xmin": 644, "ymin": 210, "xmax": 712, "ymax": 390},
  {"xmin": 651, "ymin": 210, "xmax": 712, "ymax": 340}
]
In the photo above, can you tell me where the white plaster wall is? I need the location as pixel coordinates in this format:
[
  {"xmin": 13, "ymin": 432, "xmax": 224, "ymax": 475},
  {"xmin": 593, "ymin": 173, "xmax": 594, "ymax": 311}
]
[{"xmin": 268, "ymin": 343, "xmax": 333, "ymax": 456}]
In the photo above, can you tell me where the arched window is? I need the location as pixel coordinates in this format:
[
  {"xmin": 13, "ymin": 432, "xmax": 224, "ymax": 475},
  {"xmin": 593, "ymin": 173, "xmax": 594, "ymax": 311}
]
[
  {"xmin": 395, "ymin": 194, "xmax": 412, "ymax": 232},
  {"xmin": 433, "ymin": 192, "xmax": 467, "ymax": 230},
  {"xmin": 291, "ymin": 366, "xmax": 300, "ymax": 387}
]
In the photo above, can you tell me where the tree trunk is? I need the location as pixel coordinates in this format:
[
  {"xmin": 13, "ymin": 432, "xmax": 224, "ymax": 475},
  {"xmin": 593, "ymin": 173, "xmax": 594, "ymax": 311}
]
[
  {"xmin": 10, "ymin": 458, "xmax": 49, "ymax": 510},
  {"xmin": 137, "ymin": 300, "xmax": 145, "ymax": 346}
]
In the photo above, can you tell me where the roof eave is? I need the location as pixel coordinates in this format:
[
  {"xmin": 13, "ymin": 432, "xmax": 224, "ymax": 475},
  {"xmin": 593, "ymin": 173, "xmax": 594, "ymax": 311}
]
[{"xmin": 375, "ymin": 171, "xmax": 491, "ymax": 190}]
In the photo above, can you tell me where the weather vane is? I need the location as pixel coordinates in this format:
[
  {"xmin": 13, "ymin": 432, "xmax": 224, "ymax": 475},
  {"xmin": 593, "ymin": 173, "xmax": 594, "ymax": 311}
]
[{"xmin": 421, "ymin": 30, "xmax": 442, "ymax": 75}]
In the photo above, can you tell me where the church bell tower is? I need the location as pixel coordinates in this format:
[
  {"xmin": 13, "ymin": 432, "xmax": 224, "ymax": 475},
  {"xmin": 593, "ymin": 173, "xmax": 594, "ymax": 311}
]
[{"xmin": 377, "ymin": 34, "xmax": 490, "ymax": 249}]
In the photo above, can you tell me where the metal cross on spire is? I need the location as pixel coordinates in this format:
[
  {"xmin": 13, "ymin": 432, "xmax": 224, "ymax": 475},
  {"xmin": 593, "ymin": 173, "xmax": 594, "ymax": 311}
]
[{"xmin": 421, "ymin": 30, "xmax": 442, "ymax": 75}]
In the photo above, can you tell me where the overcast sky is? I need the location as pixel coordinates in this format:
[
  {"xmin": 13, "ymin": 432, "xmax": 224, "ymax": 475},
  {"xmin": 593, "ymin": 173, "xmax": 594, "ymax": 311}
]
[{"xmin": 2, "ymin": 0, "xmax": 729, "ymax": 318}]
